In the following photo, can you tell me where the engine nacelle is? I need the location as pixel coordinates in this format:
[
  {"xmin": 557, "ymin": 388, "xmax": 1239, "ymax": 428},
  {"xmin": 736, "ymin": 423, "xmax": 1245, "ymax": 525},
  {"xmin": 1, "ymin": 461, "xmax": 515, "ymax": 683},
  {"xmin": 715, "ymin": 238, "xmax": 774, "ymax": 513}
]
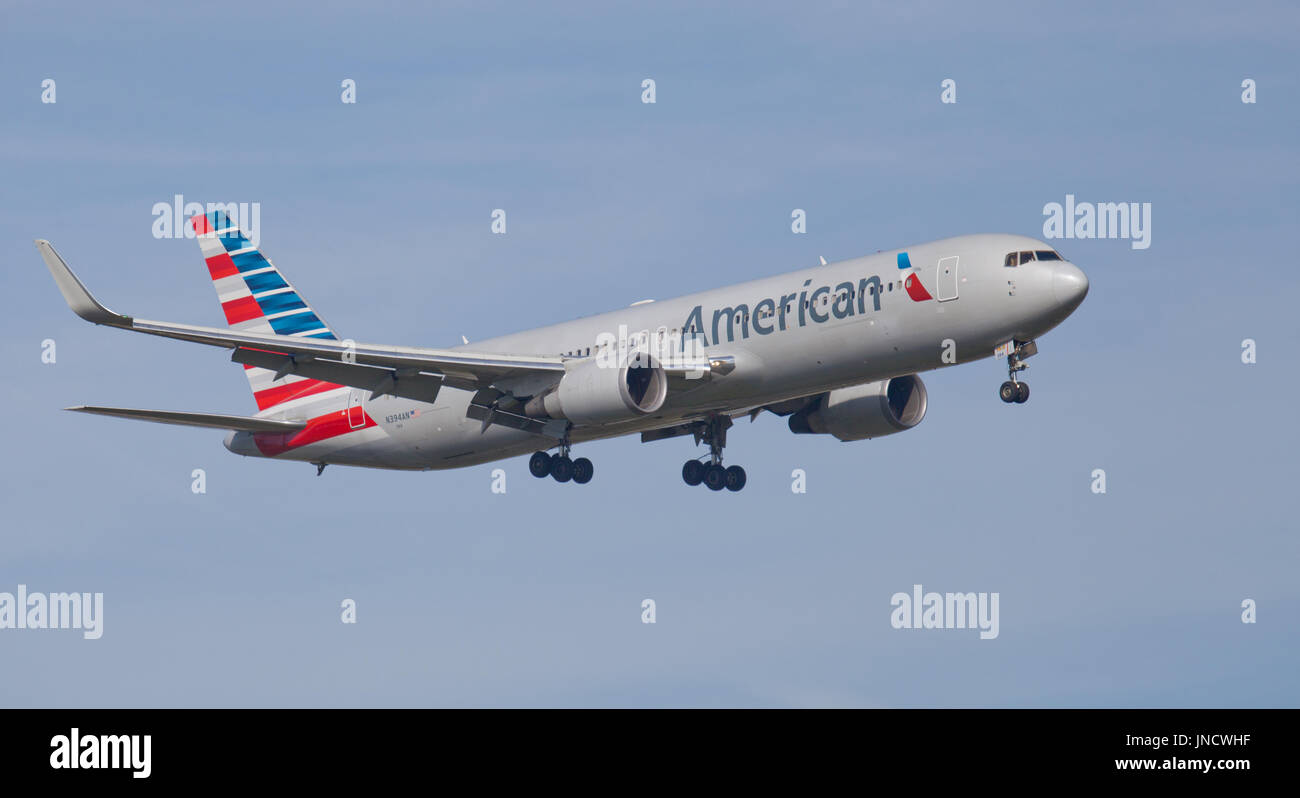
[
  {"xmin": 526, "ymin": 353, "xmax": 668, "ymax": 426},
  {"xmin": 788, "ymin": 375, "xmax": 928, "ymax": 442}
]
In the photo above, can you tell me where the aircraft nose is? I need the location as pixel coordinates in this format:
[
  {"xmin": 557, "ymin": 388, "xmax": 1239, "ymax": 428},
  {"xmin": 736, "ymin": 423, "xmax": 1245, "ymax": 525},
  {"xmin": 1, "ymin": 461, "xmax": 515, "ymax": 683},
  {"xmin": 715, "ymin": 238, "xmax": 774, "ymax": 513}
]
[{"xmin": 1052, "ymin": 262, "xmax": 1089, "ymax": 311}]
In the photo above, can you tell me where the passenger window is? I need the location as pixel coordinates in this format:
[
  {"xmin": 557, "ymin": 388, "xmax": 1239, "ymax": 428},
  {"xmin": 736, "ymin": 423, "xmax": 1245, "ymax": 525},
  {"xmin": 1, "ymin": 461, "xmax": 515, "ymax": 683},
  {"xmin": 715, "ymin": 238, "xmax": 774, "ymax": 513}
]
[
  {"xmin": 1004, "ymin": 252, "xmax": 1018, "ymax": 267},
  {"xmin": 1019, "ymin": 250, "xmax": 1035, "ymax": 263}
]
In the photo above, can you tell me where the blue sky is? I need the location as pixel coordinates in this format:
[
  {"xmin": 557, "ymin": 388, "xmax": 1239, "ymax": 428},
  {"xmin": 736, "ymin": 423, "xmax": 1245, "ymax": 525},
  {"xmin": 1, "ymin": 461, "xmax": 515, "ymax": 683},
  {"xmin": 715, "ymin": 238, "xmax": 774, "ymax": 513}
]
[{"xmin": 1, "ymin": 1, "xmax": 1296, "ymax": 706}]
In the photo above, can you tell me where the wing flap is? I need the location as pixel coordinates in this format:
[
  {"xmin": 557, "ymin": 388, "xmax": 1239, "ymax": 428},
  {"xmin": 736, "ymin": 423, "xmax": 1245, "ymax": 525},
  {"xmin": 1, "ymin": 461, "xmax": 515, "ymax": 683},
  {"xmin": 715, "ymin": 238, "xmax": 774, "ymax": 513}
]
[
  {"xmin": 129, "ymin": 318, "xmax": 562, "ymax": 389},
  {"xmin": 231, "ymin": 348, "xmax": 446, "ymax": 403}
]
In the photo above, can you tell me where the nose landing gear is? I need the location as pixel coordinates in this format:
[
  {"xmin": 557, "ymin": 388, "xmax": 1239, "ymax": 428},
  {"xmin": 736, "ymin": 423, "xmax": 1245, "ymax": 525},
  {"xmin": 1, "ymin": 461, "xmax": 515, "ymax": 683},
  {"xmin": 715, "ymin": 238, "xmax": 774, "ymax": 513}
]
[
  {"xmin": 999, "ymin": 380, "xmax": 1029, "ymax": 404},
  {"xmin": 999, "ymin": 340, "xmax": 1036, "ymax": 404},
  {"xmin": 681, "ymin": 414, "xmax": 746, "ymax": 492}
]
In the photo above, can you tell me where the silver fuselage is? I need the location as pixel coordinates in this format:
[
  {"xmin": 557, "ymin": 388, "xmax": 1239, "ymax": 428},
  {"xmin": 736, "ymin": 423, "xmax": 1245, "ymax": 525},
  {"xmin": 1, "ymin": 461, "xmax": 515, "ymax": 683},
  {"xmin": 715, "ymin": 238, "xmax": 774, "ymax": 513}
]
[{"xmin": 227, "ymin": 233, "xmax": 1088, "ymax": 469}]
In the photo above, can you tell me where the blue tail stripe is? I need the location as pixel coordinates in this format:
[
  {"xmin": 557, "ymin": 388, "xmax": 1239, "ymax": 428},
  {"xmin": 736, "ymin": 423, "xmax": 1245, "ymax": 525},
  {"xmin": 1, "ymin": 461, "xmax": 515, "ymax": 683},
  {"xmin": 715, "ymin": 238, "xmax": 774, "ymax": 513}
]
[
  {"xmin": 219, "ymin": 232, "xmax": 252, "ymax": 252},
  {"xmin": 269, "ymin": 312, "xmax": 325, "ymax": 335},
  {"xmin": 205, "ymin": 211, "xmax": 232, "ymax": 229},
  {"xmin": 244, "ymin": 270, "xmax": 290, "ymax": 294},
  {"xmin": 256, "ymin": 293, "xmax": 308, "ymax": 315},
  {"xmin": 231, "ymin": 251, "xmax": 269, "ymax": 273}
]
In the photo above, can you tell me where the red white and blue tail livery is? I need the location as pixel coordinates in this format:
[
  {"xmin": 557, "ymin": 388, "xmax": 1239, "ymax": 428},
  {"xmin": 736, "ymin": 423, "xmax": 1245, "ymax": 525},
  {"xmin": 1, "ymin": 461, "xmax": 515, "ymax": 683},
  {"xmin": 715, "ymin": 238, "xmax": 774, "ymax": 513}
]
[{"xmin": 192, "ymin": 211, "xmax": 345, "ymax": 414}]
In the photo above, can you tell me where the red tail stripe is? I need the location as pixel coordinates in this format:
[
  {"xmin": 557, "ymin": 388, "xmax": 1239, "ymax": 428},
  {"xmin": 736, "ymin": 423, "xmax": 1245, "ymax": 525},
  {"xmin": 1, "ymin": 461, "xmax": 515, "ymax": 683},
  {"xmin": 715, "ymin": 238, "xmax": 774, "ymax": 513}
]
[
  {"xmin": 190, "ymin": 215, "xmax": 212, "ymax": 235},
  {"xmin": 221, "ymin": 295, "xmax": 263, "ymax": 325},
  {"xmin": 206, "ymin": 253, "xmax": 239, "ymax": 280},
  {"xmin": 252, "ymin": 378, "xmax": 342, "ymax": 411}
]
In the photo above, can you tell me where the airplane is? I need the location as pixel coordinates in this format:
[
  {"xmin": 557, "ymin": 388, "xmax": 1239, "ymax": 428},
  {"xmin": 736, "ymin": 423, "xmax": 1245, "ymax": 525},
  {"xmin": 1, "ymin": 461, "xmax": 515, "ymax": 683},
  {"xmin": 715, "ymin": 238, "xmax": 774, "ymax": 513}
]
[{"xmin": 37, "ymin": 211, "xmax": 1088, "ymax": 492}]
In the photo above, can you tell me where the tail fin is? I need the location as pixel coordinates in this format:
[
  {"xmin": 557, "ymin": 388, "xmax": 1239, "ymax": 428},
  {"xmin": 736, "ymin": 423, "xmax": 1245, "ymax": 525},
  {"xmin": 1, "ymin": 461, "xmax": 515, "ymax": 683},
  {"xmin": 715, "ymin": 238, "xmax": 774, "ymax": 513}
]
[{"xmin": 190, "ymin": 211, "xmax": 343, "ymax": 412}]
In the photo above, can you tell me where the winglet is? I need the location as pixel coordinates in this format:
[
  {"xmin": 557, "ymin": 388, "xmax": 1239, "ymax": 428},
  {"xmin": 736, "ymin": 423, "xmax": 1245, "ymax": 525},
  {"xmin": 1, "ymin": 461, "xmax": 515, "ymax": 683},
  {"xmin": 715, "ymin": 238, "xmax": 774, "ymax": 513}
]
[{"xmin": 35, "ymin": 239, "xmax": 133, "ymax": 327}]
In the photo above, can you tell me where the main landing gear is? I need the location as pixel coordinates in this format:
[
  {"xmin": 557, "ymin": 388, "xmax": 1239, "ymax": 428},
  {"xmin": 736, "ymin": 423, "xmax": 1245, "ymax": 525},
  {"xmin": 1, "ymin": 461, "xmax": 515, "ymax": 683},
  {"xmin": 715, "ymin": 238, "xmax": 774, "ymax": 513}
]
[
  {"xmin": 528, "ymin": 439, "xmax": 593, "ymax": 485},
  {"xmin": 681, "ymin": 415, "xmax": 746, "ymax": 492},
  {"xmin": 998, "ymin": 339, "xmax": 1037, "ymax": 404}
]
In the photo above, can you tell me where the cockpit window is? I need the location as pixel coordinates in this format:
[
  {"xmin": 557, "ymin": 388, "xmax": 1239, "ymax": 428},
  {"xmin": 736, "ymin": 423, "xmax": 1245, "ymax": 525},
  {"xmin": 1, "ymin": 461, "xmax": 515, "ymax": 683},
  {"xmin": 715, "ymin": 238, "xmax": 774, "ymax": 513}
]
[{"xmin": 1008, "ymin": 249, "xmax": 1066, "ymax": 266}]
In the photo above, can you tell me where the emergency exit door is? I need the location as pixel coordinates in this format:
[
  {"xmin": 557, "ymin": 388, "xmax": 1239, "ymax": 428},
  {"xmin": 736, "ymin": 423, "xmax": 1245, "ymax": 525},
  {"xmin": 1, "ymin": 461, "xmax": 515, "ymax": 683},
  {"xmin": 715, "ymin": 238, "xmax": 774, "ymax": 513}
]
[
  {"xmin": 347, "ymin": 389, "xmax": 366, "ymax": 429},
  {"xmin": 936, "ymin": 256, "xmax": 959, "ymax": 302}
]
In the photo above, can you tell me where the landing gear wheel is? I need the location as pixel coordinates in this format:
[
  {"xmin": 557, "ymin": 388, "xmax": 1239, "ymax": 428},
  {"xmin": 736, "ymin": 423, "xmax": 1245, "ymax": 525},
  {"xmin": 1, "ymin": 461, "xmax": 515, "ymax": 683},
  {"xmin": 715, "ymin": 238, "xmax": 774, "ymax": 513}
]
[
  {"xmin": 724, "ymin": 465, "xmax": 747, "ymax": 492},
  {"xmin": 529, "ymin": 451, "xmax": 552, "ymax": 478},
  {"xmin": 572, "ymin": 457, "xmax": 594, "ymax": 484},
  {"xmin": 551, "ymin": 455, "xmax": 574, "ymax": 483},
  {"xmin": 703, "ymin": 464, "xmax": 727, "ymax": 491},
  {"xmin": 1001, "ymin": 340, "xmax": 1036, "ymax": 404},
  {"xmin": 682, "ymin": 460, "xmax": 705, "ymax": 486}
]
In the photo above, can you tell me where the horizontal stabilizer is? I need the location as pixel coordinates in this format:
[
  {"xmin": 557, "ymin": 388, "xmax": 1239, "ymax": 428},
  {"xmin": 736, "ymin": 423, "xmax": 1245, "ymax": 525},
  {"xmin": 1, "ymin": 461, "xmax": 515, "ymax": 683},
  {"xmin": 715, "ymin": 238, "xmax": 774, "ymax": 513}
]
[{"xmin": 66, "ymin": 406, "xmax": 307, "ymax": 433}]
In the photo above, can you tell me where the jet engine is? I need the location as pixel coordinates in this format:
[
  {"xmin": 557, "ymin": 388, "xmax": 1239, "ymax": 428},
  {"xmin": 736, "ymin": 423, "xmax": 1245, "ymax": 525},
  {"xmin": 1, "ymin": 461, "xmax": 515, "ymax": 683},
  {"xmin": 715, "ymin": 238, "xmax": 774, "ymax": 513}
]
[
  {"xmin": 525, "ymin": 353, "xmax": 668, "ymax": 426},
  {"xmin": 787, "ymin": 375, "xmax": 928, "ymax": 442}
]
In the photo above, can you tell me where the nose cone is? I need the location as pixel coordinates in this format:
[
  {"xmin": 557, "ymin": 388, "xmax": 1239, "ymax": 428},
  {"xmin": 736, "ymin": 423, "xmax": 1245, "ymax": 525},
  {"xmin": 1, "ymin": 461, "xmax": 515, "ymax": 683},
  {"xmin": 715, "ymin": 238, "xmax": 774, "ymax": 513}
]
[{"xmin": 1052, "ymin": 262, "xmax": 1089, "ymax": 313}]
